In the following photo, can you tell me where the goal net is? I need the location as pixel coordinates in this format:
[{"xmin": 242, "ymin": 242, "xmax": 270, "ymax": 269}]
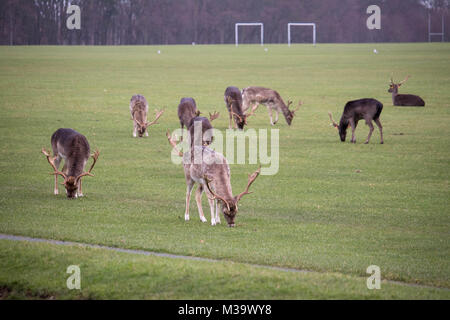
[
  {"xmin": 287, "ymin": 23, "xmax": 316, "ymax": 46},
  {"xmin": 235, "ymin": 23, "xmax": 264, "ymax": 46}
]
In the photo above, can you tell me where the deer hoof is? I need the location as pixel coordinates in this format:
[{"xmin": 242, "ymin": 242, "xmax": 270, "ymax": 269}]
[
  {"xmin": 364, "ymin": 141, "xmax": 369, "ymax": 144},
  {"xmin": 54, "ymin": 189, "xmax": 59, "ymax": 195},
  {"xmin": 380, "ymin": 141, "xmax": 384, "ymax": 144},
  {"xmin": 211, "ymin": 219, "xmax": 216, "ymax": 226},
  {"xmin": 184, "ymin": 214, "xmax": 190, "ymax": 221},
  {"xmin": 200, "ymin": 216, "xmax": 207, "ymax": 223}
]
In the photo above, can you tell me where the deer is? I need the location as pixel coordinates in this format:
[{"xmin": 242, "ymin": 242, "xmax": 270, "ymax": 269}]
[
  {"xmin": 41, "ymin": 128, "xmax": 99, "ymax": 199},
  {"xmin": 241, "ymin": 86, "xmax": 301, "ymax": 126},
  {"xmin": 166, "ymin": 130, "xmax": 260, "ymax": 227},
  {"xmin": 188, "ymin": 116, "xmax": 215, "ymax": 147},
  {"xmin": 130, "ymin": 94, "xmax": 165, "ymax": 137},
  {"xmin": 328, "ymin": 98, "xmax": 384, "ymax": 144},
  {"xmin": 224, "ymin": 86, "xmax": 253, "ymax": 130},
  {"xmin": 388, "ymin": 75, "xmax": 425, "ymax": 107},
  {"xmin": 178, "ymin": 97, "xmax": 219, "ymax": 142}
]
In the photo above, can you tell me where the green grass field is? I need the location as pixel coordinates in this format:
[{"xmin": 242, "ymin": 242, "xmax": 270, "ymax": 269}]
[{"xmin": 0, "ymin": 43, "xmax": 449, "ymax": 299}]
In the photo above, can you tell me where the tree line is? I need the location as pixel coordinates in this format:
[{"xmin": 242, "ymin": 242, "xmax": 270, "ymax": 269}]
[{"xmin": 0, "ymin": 0, "xmax": 448, "ymax": 45}]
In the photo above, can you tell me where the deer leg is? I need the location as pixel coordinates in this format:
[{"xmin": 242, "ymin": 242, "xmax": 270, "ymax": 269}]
[
  {"xmin": 364, "ymin": 120, "xmax": 374, "ymax": 144},
  {"xmin": 228, "ymin": 112, "xmax": 233, "ymax": 130},
  {"xmin": 268, "ymin": 106, "xmax": 274, "ymax": 125},
  {"xmin": 195, "ymin": 185, "xmax": 207, "ymax": 223},
  {"xmin": 52, "ymin": 155, "xmax": 61, "ymax": 195},
  {"xmin": 375, "ymin": 118, "xmax": 384, "ymax": 144},
  {"xmin": 350, "ymin": 120, "xmax": 357, "ymax": 143},
  {"xmin": 207, "ymin": 197, "xmax": 216, "ymax": 226},
  {"xmin": 133, "ymin": 121, "xmax": 137, "ymax": 137},
  {"xmin": 215, "ymin": 200, "xmax": 221, "ymax": 224},
  {"xmin": 274, "ymin": 108, "xmax": 279, "ymax": 125},
  {"xmin": 184, "ymin": 181, "xmax": 194, "ymax": 221},
  {"xmin": 77, "ymin": 178, "xmax": 83, "ymax": 197}
]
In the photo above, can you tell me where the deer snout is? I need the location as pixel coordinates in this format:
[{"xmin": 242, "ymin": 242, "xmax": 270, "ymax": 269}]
[{"xmin": 228, "ymin": 223, "xmax": 235, "ymax": 227}]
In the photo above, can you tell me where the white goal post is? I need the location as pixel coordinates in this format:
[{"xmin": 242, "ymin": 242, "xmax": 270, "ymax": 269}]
[
  {"xmin": 235, "ymin": 23, "xmax": 264, "ymax": 46},
  {"xmin": 287, "ymin": 23, "xmax": 316, "ymax": 46}
]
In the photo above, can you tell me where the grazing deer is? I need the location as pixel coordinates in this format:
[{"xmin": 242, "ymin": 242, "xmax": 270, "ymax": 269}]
[
  {"xmin": 178, "ymin": 97, "xmax": 200, "ymax": 140},
  {"xmin": 178, "ymin": 97, "xmax": 219, "ymax": 141},
  {"xmin": 166, "ymin": 130, "xmax": 260, "ymax": 227},
  {"xmin": 389, "ymin": 75, "xmax": 425, "ymax": 107},
  {"xmin": 130, "ymin": 94, "xmax": 164, "ymax": 137},
  {"xmin": 224, "ymin": 86, "xmax": 253, "ymax": 130},
  {"xmin": 241, "ymin": 86, "xmax": 301, "ymax": 126},
  {"xmin": 42, "ymin": 128, "xmax": 99, "ymax": 198},
  {"xmin": 328, "ymin": 98, "xmax": 384, "ymax": 144}
]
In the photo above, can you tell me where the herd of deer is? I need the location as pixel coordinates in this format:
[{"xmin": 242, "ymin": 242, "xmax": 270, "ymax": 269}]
[{"xmin": 41, "ymin": 76, "xmax": 425, "ymax": 227}]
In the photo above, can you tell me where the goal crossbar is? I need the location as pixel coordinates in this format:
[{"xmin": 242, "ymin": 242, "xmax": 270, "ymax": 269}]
[
  {"xmin": 235, "ymin": 23, "xmax": 264, "ymax": 46},
  {"xmin": 288, "ymin": 23, "xmax": 316, "ymax": 46}
]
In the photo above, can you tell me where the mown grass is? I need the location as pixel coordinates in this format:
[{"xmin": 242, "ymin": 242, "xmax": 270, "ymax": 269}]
[{"xmin": 0, "ymin": 43, "xmax": 449, "ymax": 299}]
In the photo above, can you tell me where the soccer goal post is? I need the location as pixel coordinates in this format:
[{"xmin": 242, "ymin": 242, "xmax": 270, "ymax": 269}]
[
  {"xmin": 287, "ymin": 23, "xmax": 316, "ymax": 46},
  {"xmin": 235, "ymin": 23, "xmax": 264, "ymax": 46}
]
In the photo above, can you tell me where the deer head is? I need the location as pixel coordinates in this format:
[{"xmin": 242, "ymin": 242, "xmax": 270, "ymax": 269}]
[
  {"xmin": 328, "ymin": 112, "xmax": 349, "ymax": 142},
  {"xmin": 135, "ymin": 109, "xmax": 165, "ymax": 137},
  {"xmin": 41, "ymin": 148, "xmax": 99, "ymax": 198},
  {"xmin": 204, "ymin": 167, "xmax": 260, "ymax": 227},
  {"xmin": 285, "ymin": 100, "xmax": 302, "ymax": 125},
  {"xmin": 388, "ymin": 74, "xmax": 410, "ymax": 94}
]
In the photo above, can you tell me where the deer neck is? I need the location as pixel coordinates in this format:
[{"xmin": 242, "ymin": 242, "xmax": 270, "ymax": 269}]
[{"xmin": 391, "ymin": 87, "xmax": 399, "ymax": 104}]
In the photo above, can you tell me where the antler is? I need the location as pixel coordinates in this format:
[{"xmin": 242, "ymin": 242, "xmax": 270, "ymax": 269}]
[
  {"xmin": 41, "ymin": 148, "xmax": 67, "ymax": 179},
  {"xmin": 166, "ymin": 129, "xmax": 183, "ymax": 157},
  {"xmin": 398, "ymin": 75, "xmax": 410, "ymax": 86},
  {"xmin": 146, "ymin": 109, "xmax": 165, "ymax": 127},
  {"xmin": 209, "ymin": 111, "xmax": 220, "ymax": 122},
  {"xmin": 75, "ymin": 149, "xmax": 99, "ymax": 183},
  {"xmin": 236, "ymin": 167, "xmax": 261, "ymax": 203},
  {"xmin": 203, "ymin": 176, "xmax": 231, "ymax": 211},
  {"xmin": 328, "ymin": 112, "xmax": 339, "ymax": 129}
]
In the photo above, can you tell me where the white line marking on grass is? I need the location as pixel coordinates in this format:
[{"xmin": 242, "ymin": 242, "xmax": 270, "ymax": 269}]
[{"xmin": 0, "ymin": 233, "xmax": 448, "ymax": 291}]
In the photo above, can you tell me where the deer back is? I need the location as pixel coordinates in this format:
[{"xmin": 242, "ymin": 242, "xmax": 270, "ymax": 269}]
[
  {"xmin": 178, "ymin": 97, "xmax": 199, "ymax": 127},
  {"xmin": 394, "ymin": 94, "xmax": 425, "ymax": 107},
  {"xmin": 51, "ymin": 128, "xmax": 90, "ymax": 177}
]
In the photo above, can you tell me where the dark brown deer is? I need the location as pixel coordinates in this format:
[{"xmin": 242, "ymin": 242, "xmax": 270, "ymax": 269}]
[
  {"xmin": 166, "ymin": 130, "xmax": 260, "ymax": 227},
  {"xmin": 224, "ymin": 86, "xmax": 253, "ymax": 130},
  {"xmin": 241, "ymin": 86, "xmax": 301, "ymax": 126},
  {"xmin": 388, "ymin": 75, "xmax": 425, "ymax": 107},
  {"xmin": 129, "ymin": 94, "xmax": 164, "ymax": 137},
  {"xmin": 42, "ymin": 128, "xmax": 99, "ymax": 198},
  {"xmin": 328, "ymin": 98, "xmax": 384, "ymax": 144}
]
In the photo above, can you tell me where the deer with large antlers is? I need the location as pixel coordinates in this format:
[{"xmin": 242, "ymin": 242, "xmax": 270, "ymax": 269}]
[
  {"xmin": 224, "ymin": 86, "xmax": 253, "ymax": 130},
  {"xmin": 389, "ymin": 75, "xmax": 425, "ymax": 107},
  {"xmin": 328, "ymin": 98, "xmax": 384, "ymax": 144},
  {"xmin": 241, "ymin": 86, "xmax": 301, "ymax": 126},
  {"xmin": 42, "ymin": 128, "xmax": 99, "ymax": 198},
  {"xmin": 166, "ymin": 130, "xmax": 260, "ymax": 227},
  {"xmin": 130, "ymin": 94, "xmax": 164, "ymax": 137}
]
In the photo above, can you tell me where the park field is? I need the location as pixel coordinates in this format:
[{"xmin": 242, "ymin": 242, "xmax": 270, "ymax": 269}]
[{"xmin": 0, "ymin": 43, "xmax": 449, "ymax": 299}]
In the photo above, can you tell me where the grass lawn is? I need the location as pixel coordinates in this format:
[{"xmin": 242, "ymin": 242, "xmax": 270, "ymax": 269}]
[{"xmin": 0, "ymin": 43, "xmax": 449, "ymax": 299}]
